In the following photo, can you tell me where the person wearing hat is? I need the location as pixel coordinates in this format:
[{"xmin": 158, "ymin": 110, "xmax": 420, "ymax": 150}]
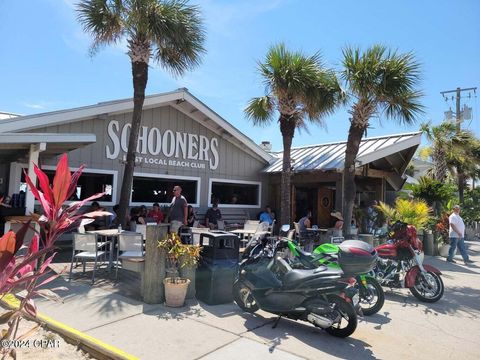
[
  {"xmin": 447, "ymin": 205, "xmax": 474, "ymax": 265},
  {"xmin": 331, "ymin": 211, "xmax": 344, "ymax": 230}
]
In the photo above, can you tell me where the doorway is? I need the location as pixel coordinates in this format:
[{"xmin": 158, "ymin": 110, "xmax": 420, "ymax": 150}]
[{"xmin": 294, "ymin": 187, "xmax": 318, "ymax": 224}]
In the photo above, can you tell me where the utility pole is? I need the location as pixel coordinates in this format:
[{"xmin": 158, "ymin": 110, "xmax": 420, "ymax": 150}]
[{"xmin": 440, "ymin": 86, "xmax": 477, "ymax": 204}]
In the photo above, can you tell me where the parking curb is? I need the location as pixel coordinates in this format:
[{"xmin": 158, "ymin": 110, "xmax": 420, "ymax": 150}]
[{"xmin": 0, "ymin": 294, "xmax": 139, "ymax": 360}]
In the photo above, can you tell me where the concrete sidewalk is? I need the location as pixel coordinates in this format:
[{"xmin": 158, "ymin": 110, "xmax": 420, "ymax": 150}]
[{"xmin": 33, "ymin": 240, "xmax": 480, "ymax": 360}]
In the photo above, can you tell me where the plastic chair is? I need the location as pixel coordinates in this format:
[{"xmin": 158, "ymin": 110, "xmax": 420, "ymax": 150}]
[
  {"xmin": 116, "ymin": 233, "xmax": 144, "ymax": 279},
  {"xmin": 69, "ymin": 233, "xmax": 106, "ymax": 284},
  {"xmin": 217, "ymin": 220, "xmax": 226, "ymax": 231},
  {"xmin": 136, "ymin": 224, "xmax": 147, "ymax": 238}
]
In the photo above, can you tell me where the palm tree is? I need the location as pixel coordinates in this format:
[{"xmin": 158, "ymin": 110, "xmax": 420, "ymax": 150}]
[
  {"xmin": 245, "ymin": 43, "xmax": 342, "ymax": 226},
  {"xmin": 420, "ymin": 120, "xmax": 480, "ymax": 203},
  {"xmin": 341, "ymin": 45, "xmax": 424, "ymax": 232},
  {"xmin": 77, "ymin": 0, "xmax": 205, "ymax": 226}
]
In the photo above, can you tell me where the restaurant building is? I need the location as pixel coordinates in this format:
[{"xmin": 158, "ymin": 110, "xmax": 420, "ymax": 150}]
[{"xmin": 0, "ymin": 89, "xmax": 420, "ymax": 231}]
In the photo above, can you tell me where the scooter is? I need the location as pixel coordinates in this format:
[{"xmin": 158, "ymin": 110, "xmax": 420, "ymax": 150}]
[
  {"xmin": 287, "ymin": 240, "xmax": 385, "ymax": 316},
  {"xmin": 234, "ymin": 238, "xmax": 360, "ymax": 338}
]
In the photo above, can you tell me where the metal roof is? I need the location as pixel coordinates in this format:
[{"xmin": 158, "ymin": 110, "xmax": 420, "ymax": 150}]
[{"xmin": 263, "ymin": 131, "xmax": 422, "ymax": 173}]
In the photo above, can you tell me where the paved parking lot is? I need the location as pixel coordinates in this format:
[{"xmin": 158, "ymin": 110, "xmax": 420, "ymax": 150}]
[{"xmin": 34, "ymin": 240, "xmax": 480, "ymax": 359}]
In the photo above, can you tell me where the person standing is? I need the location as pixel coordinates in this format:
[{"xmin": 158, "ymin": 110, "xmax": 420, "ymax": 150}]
[
  {"xmin": 205, "ymin": 198, "xmax": 222, "ymax": 229},
  {"xmin": 447, "ymin": 205, "xmax": 474, "ymax": 265},
  {"xmin": 170, "ymin": 186, "xmax": 187, "ymax": 233}
]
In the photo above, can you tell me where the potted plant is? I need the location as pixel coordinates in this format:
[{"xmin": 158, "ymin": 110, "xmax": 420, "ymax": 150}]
[
  {"xmin": 158, "ymin": 233, "xmax": 201, "ymax": 307},
  {"xmin": 434, "ymin": 213, "xmax": 451, "ymax": 257}
]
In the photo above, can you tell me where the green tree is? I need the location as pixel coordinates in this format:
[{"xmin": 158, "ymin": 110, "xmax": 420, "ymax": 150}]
[
  {"xmin": 245, "ymin": 43, "xmax": 342, "ymax": 225},
  {"xmin": 420, "ymin": 120, "xmax": 480, "ymax": 203},
  {"xmin": 341, "ymin": 45, "xmax": 424, "ymax": 232},
  {"xmin": 406, "ymin": 176, "xmax": 456, "ymax": 215},
  {"xmin": 77, "ymin": 0, "xmax": 206, "ymax": 226}
]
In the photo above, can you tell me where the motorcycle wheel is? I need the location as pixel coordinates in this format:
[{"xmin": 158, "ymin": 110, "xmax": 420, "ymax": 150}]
[
  {"xmin": 358, "ymin": 277, "xmax": 385, "ymax": 316},
  {"xmin": 409, "ymin": 271, "xmax": 444, "ymax": 303},
  {"xmin": 232, "ymin": 280, "xmax": 259, "ymax": 313},
  {"xmin": 324, "ymin": 295, "xmax": 358, "ymax": 338}
]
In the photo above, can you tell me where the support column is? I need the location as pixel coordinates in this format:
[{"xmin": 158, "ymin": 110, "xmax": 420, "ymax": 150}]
[{"xmin": 25, "ymin": 143, "xmax": 46, "ymax": 214}]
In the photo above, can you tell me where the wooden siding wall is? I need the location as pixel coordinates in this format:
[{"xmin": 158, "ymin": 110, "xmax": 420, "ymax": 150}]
[{"xmin": 31, "ymin": 105, "xmax": 268, "ymax": 215}]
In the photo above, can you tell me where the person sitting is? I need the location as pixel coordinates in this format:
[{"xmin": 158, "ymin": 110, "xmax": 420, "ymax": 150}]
[
  {"xmin": 259, "ymin": 205, "xmax": 274, "ymax": 225},
  {"xmin": 205, "ymin": 199, "xmax": 222, "ymax": 230},
  {"xmin": 84, "ymin": 201, "xmax": 107, "ymax": 231},
  {"xmin": 147, "ymin": 202, "xmax": 164, "ymax": 223},
  {"xmin": 129, "ymin": 207, "xmax": 145, "ymax": 231},
  {"xmin": 187, "ymin": 205, "xmax": 197, "ymax": 227},
  {"xmin": 330, "ymin": 211, "xmax": 344, "ymax": 237}
]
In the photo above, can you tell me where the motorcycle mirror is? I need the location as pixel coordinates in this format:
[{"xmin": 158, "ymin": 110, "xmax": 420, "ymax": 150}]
[{"xmin": 280, "ymin": 224, "xmax": 290, "ymax": 233}]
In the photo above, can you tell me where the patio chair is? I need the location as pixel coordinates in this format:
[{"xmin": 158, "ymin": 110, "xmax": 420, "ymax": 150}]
[
  {"xmin": 135, "ymin": 224, "xmax": 147, "ymax": 239},
  {"xmin": 116, "ymin": 233, "xmax": 144, "ymax": 279},
  {"xmin": 69, "ymin": 233, "xmax": 106, "ymax": 284},
  {"xmin": 217, "ymin": 220, "xmax": 226, "ymax": 230}
]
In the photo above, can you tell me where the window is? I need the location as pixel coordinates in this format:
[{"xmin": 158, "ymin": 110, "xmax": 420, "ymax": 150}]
[
  {"xmin": 132, "ymin": 174, "xmax": 199, "ymax": 206},
  {"xmin": 209, "ymin": 179, "xmax": 261, "ymax": 207},
  {"xmin": 20, "ymin": 168, "xmax": 115, "ymax": 204}
]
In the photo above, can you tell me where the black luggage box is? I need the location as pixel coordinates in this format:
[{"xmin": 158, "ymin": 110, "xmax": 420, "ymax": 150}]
[{"xmin": 338, "ymin": 240, "xmax": 377, "ymax": 274}]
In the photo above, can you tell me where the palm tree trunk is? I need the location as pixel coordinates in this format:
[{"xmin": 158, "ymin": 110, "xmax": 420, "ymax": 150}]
[
  {"xmin": 280, "ymin": 117, "xmax": 295, "ymax": 226},
  {"xmin": 118, "ymin": 60, "xmax": 149, "ymax": 227},
  {"xmin": 342, "ymin": 124, "xmax": 365, "ymax": 234},
  {"xmin": 457, "ymin": 167, "xmax": 465, "ymax": 204}
]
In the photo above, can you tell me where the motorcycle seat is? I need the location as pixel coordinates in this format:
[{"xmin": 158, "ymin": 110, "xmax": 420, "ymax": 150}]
[{"xmin": 282, "ymin": 266, "xmax": 343, "ymax": 287}]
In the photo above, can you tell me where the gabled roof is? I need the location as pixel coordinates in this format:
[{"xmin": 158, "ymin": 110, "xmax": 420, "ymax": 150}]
[
  {"xmin": 264, "ymin": 131, "xmax": 422, "ymax": 173},
  {"xmin": 0, "ymin": 89, "xmax": 272, "ymax": 163}
]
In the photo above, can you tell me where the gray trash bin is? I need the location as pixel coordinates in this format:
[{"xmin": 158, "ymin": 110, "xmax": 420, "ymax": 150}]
[{"xmin": 195, "ymin": 231, "xmax": 240, "ymax": 305}]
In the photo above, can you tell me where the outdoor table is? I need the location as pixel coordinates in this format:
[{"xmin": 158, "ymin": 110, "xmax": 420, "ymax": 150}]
[
  {"xmin": 87, "ymin": 229, "xmax": 140, "ymax": 272},
  {"xmin": 231, "ymin": 228, "xmax": 258, "ymax": 248}
]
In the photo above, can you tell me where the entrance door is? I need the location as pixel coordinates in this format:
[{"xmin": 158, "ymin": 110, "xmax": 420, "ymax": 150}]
[
  {"xmin": 317, "ymin": 188, "xmax": 333, "ymax": 227},
  {"xmin": 294, "ymin": 187, "xmax": 318, "ymax": 223}
]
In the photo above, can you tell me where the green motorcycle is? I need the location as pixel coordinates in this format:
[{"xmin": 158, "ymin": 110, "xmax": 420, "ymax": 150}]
[{"xmin": 286, "ymin": 240, "xmax": 385, "ymax": 316}]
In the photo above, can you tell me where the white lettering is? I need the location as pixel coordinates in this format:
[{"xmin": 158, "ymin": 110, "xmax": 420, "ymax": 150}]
[
  {"xmin": 105, "ymin": 121, "xmax": 220, "ymax": 170},
  {"xmin": 137, "ymin": 126, "xmax": 148, "ymax": 154},
  {"xmin": 198, "ymin": 135, "xmax": 209, "ymax": 161},
  {"xmin": 175, "ymin": 132, "xmax": 187, "ymax": 159},
  {"xmin": 162, "ymin": 130, "xmax": 175, "ymax": 157},
  {"xmin": 106, "ymin": 120, "xmax": 120, "ymax": 159},
  {"xmin": 187, "ymin": 134, "xmax": 199, "ymax": 160},
  {"xmin": 210, "ymin": 138, "xmax": 219, "ymax": 170},
  {"xmin": 120, "ymin": 123, "xmax": 131, "ymax": 153},
  {"xmin": 147, "ymin": 128, "xmax": 161, "ymax": 155}
]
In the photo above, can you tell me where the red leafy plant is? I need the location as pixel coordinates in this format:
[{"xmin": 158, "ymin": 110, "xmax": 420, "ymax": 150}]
[
  {"xmin": 435, "ymin": 213, "xmax": 450, "ymax": 245},
  {"xmin": 0, "ymin": 154, "xmax": 110, "ymax": 359}
]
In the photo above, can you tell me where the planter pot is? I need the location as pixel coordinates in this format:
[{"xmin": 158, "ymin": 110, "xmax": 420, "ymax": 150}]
[
  {"xmin": 179, "ymin": 265, "xmax": 197, "ymax": 299},
  {"xmin": 423, "ymin": 230, "xmax": 434, "ymax": 256},
  {"xmin": 163, "ymin": 278, "xmax": 190, "ymax": 307},
  {"xmin": 438, "ymin": 244, "xmax": 450, "ymax": 258}
]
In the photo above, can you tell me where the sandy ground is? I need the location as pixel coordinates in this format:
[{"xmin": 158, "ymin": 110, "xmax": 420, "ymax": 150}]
[{"xmin": 0, "ymin": 311, "xmax": 91, "ymax": 360}]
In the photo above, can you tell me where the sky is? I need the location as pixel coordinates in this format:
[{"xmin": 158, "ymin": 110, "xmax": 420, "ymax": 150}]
[{"xmin": 0, "ymin": 0, "xmax": 479, "ymax": 152}]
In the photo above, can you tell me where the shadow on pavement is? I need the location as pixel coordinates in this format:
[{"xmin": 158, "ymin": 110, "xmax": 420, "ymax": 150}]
[{"xmin": 242, "ymin": 315, "xmax": 377, "ymax": 360}]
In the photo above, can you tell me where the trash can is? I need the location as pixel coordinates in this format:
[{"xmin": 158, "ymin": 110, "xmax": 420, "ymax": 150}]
[{"xmin": 195, "ymin": 231, "xmax": 240, "ymax": 305}]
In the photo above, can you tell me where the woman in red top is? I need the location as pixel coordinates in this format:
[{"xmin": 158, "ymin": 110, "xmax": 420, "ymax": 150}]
[{"xmin": 147, "ymin": 202, "xmax": 164, "ymax": 223}]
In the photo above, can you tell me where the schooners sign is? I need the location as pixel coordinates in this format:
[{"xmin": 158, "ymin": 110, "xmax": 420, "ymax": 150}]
[{"xmin": 105, "ymin": 120, "xmax": 219, "ymax": 170}]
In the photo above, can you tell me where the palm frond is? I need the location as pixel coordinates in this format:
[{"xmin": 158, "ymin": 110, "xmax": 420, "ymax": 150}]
[
  {"xmin": 76, "ymin": 0, "xmax": 124, "ymax": 54},
  {"xmin": 244, "ymin": 96, "xmax": 275, "ymax": 126}
]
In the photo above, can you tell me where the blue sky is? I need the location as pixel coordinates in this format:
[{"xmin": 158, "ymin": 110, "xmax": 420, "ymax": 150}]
[{"xmin": 0, "ymin": 0, "xmax": 479, "ymax": 151}]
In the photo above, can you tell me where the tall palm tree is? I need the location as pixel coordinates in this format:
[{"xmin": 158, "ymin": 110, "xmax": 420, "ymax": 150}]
[
  {"xmin": 77, "ymin": 0, "xmax": 205, "ymax": 226},
  {"xmin": 421, "ymin": 120, "xmax": 480, "ymax": 202},
  {"xmin": 245, "ymin": 43, "xmax": 342, "ymax": 226},
  {"xmin": 341, "ymin": 45, "xmax": 424, "ymax": 232}
]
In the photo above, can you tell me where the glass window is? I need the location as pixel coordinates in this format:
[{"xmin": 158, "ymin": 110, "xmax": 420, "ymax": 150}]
[
  {"xmin": 211, "ymin": 181, "xmax": 259, "ymax": 206},
  {"xmin": 20, "ymin": 170, "xmax": 114, "ymax": 202},
  {"xmin": 132, "ymin": 176, "xmax": 198, "ymax": 204}
]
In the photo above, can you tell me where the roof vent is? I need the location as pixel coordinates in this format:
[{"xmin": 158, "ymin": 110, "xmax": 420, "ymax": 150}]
[{"xmin": 260, "ymin": 141, "xmax": 272, "ymax": 151}]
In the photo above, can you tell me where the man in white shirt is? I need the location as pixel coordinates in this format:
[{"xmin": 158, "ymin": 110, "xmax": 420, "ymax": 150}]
[{"xmin": 447, "ymin": 205, "xmax": 474, "ymax": 265}]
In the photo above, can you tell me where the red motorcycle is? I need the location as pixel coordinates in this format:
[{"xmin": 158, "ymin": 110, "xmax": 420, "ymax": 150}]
[{"xmin": 371, "ymin": 221, "xmax": 444, "ymax": 302}]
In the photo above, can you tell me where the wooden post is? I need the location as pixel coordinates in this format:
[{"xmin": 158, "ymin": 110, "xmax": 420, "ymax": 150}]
[{"xmin": 142, "ymin": 224, "xmax": 169, "ymax": 304}]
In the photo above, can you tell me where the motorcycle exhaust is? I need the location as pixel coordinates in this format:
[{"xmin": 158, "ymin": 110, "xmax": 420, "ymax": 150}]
[{"xmin": 307, "ymin": 313, "xmax": 334, "ymax": 328}]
